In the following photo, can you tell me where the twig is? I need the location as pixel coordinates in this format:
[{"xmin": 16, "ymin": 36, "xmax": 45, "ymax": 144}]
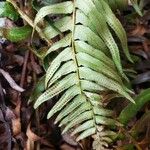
[
  {"xmin": 20, "ymin": 50, "xmax": 29, "ymax": 88},
  {"xmin": 35, "ymin": 109, "xmax": 40, "ymax": 150},
  {"xmin": 6, "ymin": 0, "xmax": 52, "ymax": 46}
]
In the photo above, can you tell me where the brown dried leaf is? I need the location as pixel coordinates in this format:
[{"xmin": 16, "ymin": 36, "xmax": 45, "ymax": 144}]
[
  {"xmin": 26, "ymin": 123, "xmax": 40, "ymax": 142},
  {"xmin": 0, "ymin": 68, "xmax": 24, "ymax": 92}
]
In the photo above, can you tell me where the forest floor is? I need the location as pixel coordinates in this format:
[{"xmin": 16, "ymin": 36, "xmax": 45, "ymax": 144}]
[{"xmin": 0, "ymin": 0, "xmax": 150, "ymax": 150}]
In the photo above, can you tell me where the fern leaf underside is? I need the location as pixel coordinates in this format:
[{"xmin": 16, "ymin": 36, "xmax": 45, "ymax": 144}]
[{"xmin": 34, "ymin": 0, "xmax": 133, "ymax": 143}]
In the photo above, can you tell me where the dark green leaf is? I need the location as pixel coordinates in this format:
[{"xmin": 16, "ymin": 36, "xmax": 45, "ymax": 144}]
[
  {"xmin": 119, "ymin": 88, "xmax": 150, "ymax": 125},
  {"xmin": 3, "ymin": 25, "xmax": 32, "ymax": 42},
  {"xmin": 0, "ymin": 2, "xmax": 19, "ymax": 21}
]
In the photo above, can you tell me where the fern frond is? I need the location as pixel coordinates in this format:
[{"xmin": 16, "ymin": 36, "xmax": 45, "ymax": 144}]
[
  {"xmin": 92, "ymin": 126, "xmax": 117, "ymax": 150},
  {"xmin": 33, "ymin": 0, "xmax": 133, "ymax": 146}
]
